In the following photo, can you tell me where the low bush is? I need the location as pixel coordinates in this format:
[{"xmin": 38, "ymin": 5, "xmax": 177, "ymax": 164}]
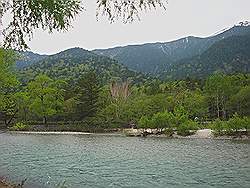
[
  {"xmin": 9, "ymin": 122, "xmax": 30, "ymax": 131},
  {"xmin": 210, "ymin": 119, "xmax": 227, "ymax": 136},
  {"xmin": 211, "ymin": 115, "xmax": 250, "ymax": 136},
  {"xmin": 177, "ymin": 120, "xmax": 199, "ymax": 136}
]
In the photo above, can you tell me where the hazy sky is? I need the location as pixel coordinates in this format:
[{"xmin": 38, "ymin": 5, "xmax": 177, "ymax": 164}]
[{"xmin": 21, "ymin": 0, "xmax": 250, "ymax": 54}]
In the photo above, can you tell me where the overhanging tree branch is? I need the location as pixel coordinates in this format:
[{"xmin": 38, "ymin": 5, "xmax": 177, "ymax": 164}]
[{"xmin": 0, "ymin": 0, "xmax": 167, "ymax": 50}]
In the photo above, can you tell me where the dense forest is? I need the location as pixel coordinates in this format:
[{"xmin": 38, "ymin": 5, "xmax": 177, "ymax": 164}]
[
  {"xmin": 18, "ymin": 48, "xmax": 149, "ymax": 85},
  {"xmin": 1, "ymin": 48, "xmax": 249, "ymax": 136}
]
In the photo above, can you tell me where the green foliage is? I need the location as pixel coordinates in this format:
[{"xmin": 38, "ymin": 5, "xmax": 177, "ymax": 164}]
[
  {"xmin": 228, "ymin": 86, "xmax": 250, "ymax": 116},
  {"xmin": 227, "ymin": 114, "xmax": 249, "ymax": 133},
  {"xmin": 18, "ymin": 48, "xmax": 147, "ymax": 85},
  {"xmin": 9, "ymin": 122, "xmax": 29, "ymax": 131},
  {"xmin": 182, "ymin": 89, "xmax": 208, "ymax": 119},
  {"xmin": 2, "ymin": 0, "xmax": 167, "ymax": 49},
  {"xmin": 151, "ymin": 111, "xmax": 175, "ymax": 129},
  {"xmin": 138, "ymin": 110, "xmax": 186, "ymax": 130},
  {"xmin": 173, "ymin": 106, "xmax": 189, "ymax": 126},
  {"xmin": 0, "ymin": 49, "xmax": 19, "ymax": 89},
  {"xmin": 204, "ymin": 73, "xmax": 243, "ymax": 119},
  {"xmin": 138, "ymin": 116, "xmax": 152, "ymax": 129},
  {"xmin": 95, "ymin": 26, "xmax": 250, "ymax": 77},
  {"xmin": 210, "ymin": 119, "xmax": 226, "ymax": 135},
  {"xmin": 211, "ymin": 115, "xmax": 250, "ymax": 136},
  {"xmin": 0, "ymin": 49, "xmax": 19, "ymax": 125},
  {"xmin": 14, "ymin": 92, "xmax": 30, "ymax": 122},
  {"xmin": 177, "ymin": 120, "xmax": 199, "ymax": 136},
  {"xmin": 75, "ymin": 72, "xmax": 100, "ymax": 120},
  {"xmin": 2, "ymin": 0, "xmax": 83, "ymax": 50},
  {"xmin": 138, "ymin": 106, "xmax": 199, "ymax": 136},
  {"xmin": 162, "ymin": 35, "xmax": 250, "ymax": 80},
  {"xmin": 1, "ymin": 49, "xmax": 249, "ymax": 136},
  {"xmin": 28, "ymin": 74, "xmax": 64, "ymax": 124},
  {"xmin": 242, "ymin": 116, "xmax": 250, "ymax": 130}
]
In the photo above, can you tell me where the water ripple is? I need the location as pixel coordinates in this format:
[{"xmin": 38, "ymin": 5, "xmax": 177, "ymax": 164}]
[{"xmin": 0, "ymin": 133, "xmax": 249, "ymax": 188}]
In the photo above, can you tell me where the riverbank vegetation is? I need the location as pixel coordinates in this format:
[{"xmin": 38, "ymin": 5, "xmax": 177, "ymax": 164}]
[{"xmin": 0, "ymin": 49, "xmax": 249, "ymax": 136}]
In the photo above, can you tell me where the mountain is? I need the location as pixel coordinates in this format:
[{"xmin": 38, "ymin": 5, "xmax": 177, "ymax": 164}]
[
  {"xmin": 17, "ymin": 22, "xmax": 250, "ymax": 81},
  {"xmin": 16, "ymin": 51, "xmax": 47, "ymax": 69},
  {"xmin": 160, "ymin": 35, "xmax": 250, "ymax": 80},
  {"xmin": 18, "ymin": 48, "xmax": 148, "ymax": 84},
  {"xmin": 93, "ymin": 25, "xmax": 250, "ymax": 74}
]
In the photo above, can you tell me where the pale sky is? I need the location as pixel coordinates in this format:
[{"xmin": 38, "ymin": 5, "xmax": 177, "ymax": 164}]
[{"xmin": 12, "ymin": 0, "xmax": 250, "ymax": 54}]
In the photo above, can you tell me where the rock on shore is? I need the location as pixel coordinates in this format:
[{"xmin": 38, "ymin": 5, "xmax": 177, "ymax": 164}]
[{"xmin": 0, "ymin": 180, "xmax": 12, "ymax": 188}]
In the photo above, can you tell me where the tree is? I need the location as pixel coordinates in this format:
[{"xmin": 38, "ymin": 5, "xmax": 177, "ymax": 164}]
[
  {"xmin": 172, "ymin": 105, "xmax": 189, "ymax": 126},
  {"xmin": 0, "ymin": 48, "xmax": 19, "ymax": 126},
  {"xmin": 177, "ymin": 120, "xmax": 198, "ymax": 136},
  {"xmin": 151, "ymin": 111, "xmax": 175, "ymax": 130},
  {"xmin": 228, "ymin": 86, "xmax": 250, "ymax": 116},
  {"xmin": 182, "ymin": 89, "xmax": 208, "ymax": 120},
  {"xmin": 0, "ymin": 49, "xmax": 18, "ymax": 91},
  {"xmin": 28, "ymin": 74, "xmax": 64, "ymax": 125},
  {"xmin": 1, "ymin": 0, "xmax": 82, "ymax": 50},
  {"xmin": 14, "ymin": 91, "xmax": 30, "ymax": 122},
  {"xmin": 138, "ymin": 115, "xmax": 151, "ymax": 129},
  {"xmin": 204, "ymin": 74, "xmax": 235, "ymax": 119},
  {"xmin": 1, "ymin": 0, "xmax": 167, "ymax": 50},
  {"xmin": 75, "ymin": 72, "xmax": 100, "ymax": 120},
  {"xmin": 109, "ymin": 80, "xmax": 132, "ymax": 120}
]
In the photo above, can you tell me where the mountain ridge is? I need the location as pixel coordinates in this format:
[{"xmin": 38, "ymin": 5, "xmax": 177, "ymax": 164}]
[
  {"xmin": 18, "ymin": 47, "xmax": 149, "ymax": 85},
  {"xmin": 16, "ymin": 23, "xmax": 250, "ymax": 81},
  {"xmin": 160, "ymin": 34, "xmax": 250, "ymax": 80},
  {"xmin": 93, "ymin": 25, "xmax": 250, "ymax": 74}
]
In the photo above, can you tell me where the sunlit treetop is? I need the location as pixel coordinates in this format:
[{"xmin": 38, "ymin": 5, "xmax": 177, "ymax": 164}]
[{"xmin": 0, "ymin": 0, "xmax": 167, "ymax": 50}]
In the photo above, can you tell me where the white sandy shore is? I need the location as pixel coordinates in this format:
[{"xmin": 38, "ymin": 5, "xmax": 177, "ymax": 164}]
[
  {"xmin": 9, "ymin": 131, "xmax": 92, "ymax": 135},
  {"xmin": 189, "ymin": 129, "xmax": 213, "ymax": 139},
  {"xmin": 125, "ymin": 128, "xmax": 214, "ymax": 139},
  {"xmin": 6, "ymin": 130, "xmax": 249, "ymax": 140}
]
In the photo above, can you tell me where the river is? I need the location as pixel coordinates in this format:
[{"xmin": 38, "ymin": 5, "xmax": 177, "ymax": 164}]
[{"xmin": 0, "ymin": 132, "xmax": 249, "ymax": 188}]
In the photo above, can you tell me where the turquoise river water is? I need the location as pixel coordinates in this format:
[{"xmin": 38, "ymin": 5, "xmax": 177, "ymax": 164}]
[{"xmin": 0, "ymin": 132, "xmax": 249, "ymax": 188}]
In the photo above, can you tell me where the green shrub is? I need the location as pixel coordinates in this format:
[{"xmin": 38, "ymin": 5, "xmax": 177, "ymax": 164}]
[
  {"xmin": 211, "ymin": 115, "xmax": 250, "ymax": 136},
  {"xmin": 9, "ymin": 122, "xmax": 29, "ymax": 131},
  {"xmin": 138, "ymin": 115, "xmax": 152, "ymax": 129},
  {"xmin": 242, "ymin": 116, "xmax": 250, "ymax": 131},
  {"xmin": 226, "ymin": 114, "xmax": 250, "ymax": 135},
  {"xmin": 210, "ymin": 119, "xmax": 226, "ymax": 136},
  {"xmin": 177, "ymin": 120, "xmax": 199, "ymax": 136},
  {"xmin": 226, "ymin": 115, "xmax": 242, "ymax": 134},
  {"xmin": 138, "ymin": 111, "xmax": 175, "ymax": 130}
]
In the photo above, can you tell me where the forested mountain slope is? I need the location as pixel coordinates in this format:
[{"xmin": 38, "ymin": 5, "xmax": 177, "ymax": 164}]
[
  {"xmin": 16, "ymin": 23, "xmax": 250, "ymax": 81},
  {"xmin": 160, "ymin": 35, "xmax": 250, "ymax": 80},
  {"xmin": 18, "ymin": 48, "xmax": 148, "ymax": 84},
  {"xmin": 16, "ymin": 51, "xmax": 47, "ymax": 68},
  {"xmin": 93, "ymin": 25, "xmax": 250, "ymax": 74}
]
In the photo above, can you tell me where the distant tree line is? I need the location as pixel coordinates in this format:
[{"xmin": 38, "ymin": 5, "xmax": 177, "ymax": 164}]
[{"xmin": 1, "ymin": 49, "xmax": 249, "ymax": 135}]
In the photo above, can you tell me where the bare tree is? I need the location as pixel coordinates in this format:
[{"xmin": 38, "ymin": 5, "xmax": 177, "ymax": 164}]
[{"xmin": 110, "ymin": 80, "xmax": 131, "ymax": 118}]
